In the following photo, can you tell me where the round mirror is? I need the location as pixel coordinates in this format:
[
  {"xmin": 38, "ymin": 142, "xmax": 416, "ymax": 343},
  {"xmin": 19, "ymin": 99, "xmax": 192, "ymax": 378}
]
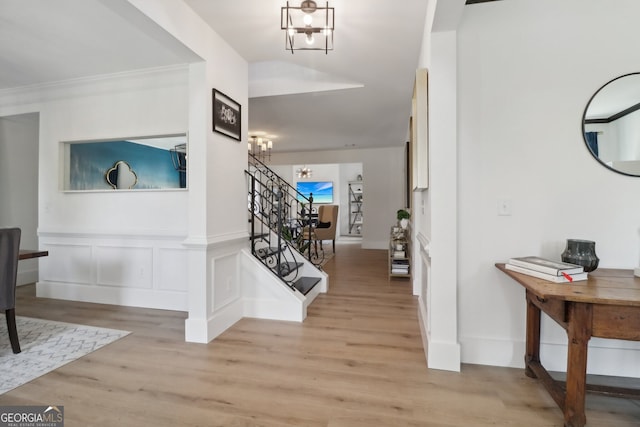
[{"xmin": 583, "ymin": 72, "xmax": 640, "ymax": 177}]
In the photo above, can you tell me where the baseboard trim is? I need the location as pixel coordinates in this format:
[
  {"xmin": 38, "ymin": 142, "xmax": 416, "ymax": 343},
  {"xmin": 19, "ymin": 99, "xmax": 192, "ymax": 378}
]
[
  {"xmin": 418, "ymin": 297, "xmax": 461, "ymax": 372},
  {"xmin": 17, "ymin": 270, "xmax": 38, "ymax": 286},
  {"xmin": 36, "ymin": 281, "xmax": 187, "ymax": 311}
]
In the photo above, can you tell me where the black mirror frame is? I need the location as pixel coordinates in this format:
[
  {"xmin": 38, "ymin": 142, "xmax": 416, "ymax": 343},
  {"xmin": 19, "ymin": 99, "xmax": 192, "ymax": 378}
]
[{"xmin": 582, "ymin": 72, "xmax": 640, "ymax": 178}]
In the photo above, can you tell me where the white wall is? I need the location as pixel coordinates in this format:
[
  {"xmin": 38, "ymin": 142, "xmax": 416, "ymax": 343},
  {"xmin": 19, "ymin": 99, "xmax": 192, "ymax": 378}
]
[
  {"xmin": 114, "ymin": 0, "xmax": 250, "ymax": 343},
  {"xmin": 0, "ymin": 113, "xmax": 39, "ymax": 285},
  {"xmin": 412, "ymin": 0, "xmax": 464, "ymax": 372},
  {"xmin": 457, "ymin": 0, "xmax": 640, "ymax": 376},
  {"xmin": 617, "ymin": 110, "xmax": 640, "ymax": 161},
  {"xmin": 271, "ymin": 147, "xmax": 405, "ymax": 250},
  {"xmin": 0, "ymin": 0, "xmax": 251, "ymax": 345},
  {"xmin": 32, "ymin": 66, "xmax": 191, "ymax": 311}
]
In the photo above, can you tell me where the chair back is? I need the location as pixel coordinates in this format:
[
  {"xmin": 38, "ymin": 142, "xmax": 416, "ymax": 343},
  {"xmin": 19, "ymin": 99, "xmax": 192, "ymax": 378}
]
[
  {"xmin": 0, "ymin": 228, "xmax": 21, "ymax": 311},
  {"xmin": 315, "ymin": 205, "xmax": 338, "ymax": 239}
]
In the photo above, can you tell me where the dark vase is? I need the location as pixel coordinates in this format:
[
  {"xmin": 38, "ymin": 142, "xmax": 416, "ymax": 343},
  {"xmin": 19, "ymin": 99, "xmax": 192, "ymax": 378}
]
[{"xmin": 561, "ymin": 239, "xmax": 599, "ymax": 272}]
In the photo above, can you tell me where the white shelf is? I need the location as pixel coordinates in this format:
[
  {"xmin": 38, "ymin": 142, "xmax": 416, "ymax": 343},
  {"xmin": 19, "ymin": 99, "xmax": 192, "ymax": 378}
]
[
  {"xmin": 389, "ymin": 226, "xmax": 410, "ymax": 279},
  {"xmin": 348, "ymin": 181, "xmax": 363, "ymax": 235}
]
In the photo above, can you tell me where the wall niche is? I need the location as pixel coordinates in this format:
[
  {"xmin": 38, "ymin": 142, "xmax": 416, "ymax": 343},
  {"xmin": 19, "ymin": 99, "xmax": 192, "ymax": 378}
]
[{"xmin": 62, "ymin": 134, "xmax": 187, "ymax": 191}]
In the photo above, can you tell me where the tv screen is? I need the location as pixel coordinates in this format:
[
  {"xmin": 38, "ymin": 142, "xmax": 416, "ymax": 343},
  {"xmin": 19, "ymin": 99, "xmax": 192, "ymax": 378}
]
[{"xmin": 296, "ymin": 181, "xmax": 333, "ymax": 204}]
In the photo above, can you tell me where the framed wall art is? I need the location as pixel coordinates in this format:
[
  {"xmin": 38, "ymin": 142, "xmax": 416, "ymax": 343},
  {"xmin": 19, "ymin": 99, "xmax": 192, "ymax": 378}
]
[
  {"xmin": 212, "ymin": 89, "xmax": 241, "ymax": 141},
  {"xmin": 411, "ymin": 68, "xmax": 429, "ymax": 190}
]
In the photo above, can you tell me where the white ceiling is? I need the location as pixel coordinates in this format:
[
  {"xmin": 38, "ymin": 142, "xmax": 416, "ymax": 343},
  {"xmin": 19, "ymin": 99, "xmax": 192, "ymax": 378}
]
[
  {"xmin": 0, "ymin": 0, "xmax": 430, "ymax": 153},
  {"xmin": 0, "ymin": 0, "xmax": 201, "ymax": 89}
]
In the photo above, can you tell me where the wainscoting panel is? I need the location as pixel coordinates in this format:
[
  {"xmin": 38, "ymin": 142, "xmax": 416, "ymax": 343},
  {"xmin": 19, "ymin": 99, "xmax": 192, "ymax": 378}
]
[
  {"xmin": 416, "ymin": 232, "xmax": 431, "ymax": 366},
  {"xmin": 96, "ymin": 246, "xmax": 153, "ymax": 288},
  {"xmin": 212, "ymin": 253, "xmax": 240, "ymax": 312},
  {"xmin": 157, "ymin": 248, "xmax": 188, "ymax": 292},
  {"xmin": 37, "ymin": 230, "xmax": 188, "ymax": 310},
  {"xmin": 41, "ymin": 243, "xmax": 92, "ymax": 284}
]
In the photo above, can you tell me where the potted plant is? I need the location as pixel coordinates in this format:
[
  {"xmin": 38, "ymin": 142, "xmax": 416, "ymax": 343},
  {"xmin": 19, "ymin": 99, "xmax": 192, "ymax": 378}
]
[{"xmin": 397, "ymin": 209, "xmax": 410, "ymax": 229}]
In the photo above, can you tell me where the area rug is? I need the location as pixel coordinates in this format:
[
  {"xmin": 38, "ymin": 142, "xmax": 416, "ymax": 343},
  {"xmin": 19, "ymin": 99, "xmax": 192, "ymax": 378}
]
[
  {"xmin": 0, "ymin": 316, "xmax": 130, "ymax": 395},
  {"xmin": 319, "ymin": 251, "xmax": 335, "ymax": 268}
]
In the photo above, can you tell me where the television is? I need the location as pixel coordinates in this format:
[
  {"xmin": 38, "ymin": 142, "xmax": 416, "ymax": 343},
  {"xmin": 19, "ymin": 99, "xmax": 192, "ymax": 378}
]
[{"xmin": 296, "ymin": 181, "xmax": 333, "ymax": 204}]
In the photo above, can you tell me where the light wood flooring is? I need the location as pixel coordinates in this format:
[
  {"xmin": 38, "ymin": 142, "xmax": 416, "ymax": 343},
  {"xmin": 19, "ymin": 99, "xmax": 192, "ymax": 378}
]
[{"xmin": 3, "ymin": 243, "xmax": 640, "ymax": 426}]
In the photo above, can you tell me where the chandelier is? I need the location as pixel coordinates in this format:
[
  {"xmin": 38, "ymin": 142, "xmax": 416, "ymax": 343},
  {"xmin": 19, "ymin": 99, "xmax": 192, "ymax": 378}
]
[
  {"xmin": 248, "ymin": 136, "xmax": 272, "ymax": 162},
  {"xmin": 296, "ymin": 166, "xmax": 312, "ymax": 178},
  {"xmin": 281, "ymin": 1, "xmax": 334, "ymax": 54}
]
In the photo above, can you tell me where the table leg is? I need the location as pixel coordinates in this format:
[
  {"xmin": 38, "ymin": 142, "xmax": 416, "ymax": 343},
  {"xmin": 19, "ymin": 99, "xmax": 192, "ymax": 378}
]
[
  {"xmin": 525, "ymin": 292, "xmax": 541, "ymax": 378},
  {"xmin": 564, "ymin": 302, "xmax": 592, "ymax": 427}
]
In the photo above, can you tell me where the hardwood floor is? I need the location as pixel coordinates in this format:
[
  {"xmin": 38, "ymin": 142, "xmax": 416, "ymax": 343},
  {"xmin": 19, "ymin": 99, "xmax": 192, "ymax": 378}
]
[{"xmin": 3, "ymin": 242, "xmax": 640, "ymax": 426}]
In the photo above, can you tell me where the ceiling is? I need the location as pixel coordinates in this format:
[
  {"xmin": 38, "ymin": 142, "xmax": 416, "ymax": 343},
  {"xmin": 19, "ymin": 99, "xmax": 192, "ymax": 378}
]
[{"xmin": 0, "ymin": 0, "xmax": 435, "ymax": 153}]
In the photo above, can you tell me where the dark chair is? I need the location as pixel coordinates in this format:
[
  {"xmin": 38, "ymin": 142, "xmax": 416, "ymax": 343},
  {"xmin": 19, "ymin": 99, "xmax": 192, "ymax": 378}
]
[{"xmin": 0, "ymin": 228, "xmax": 21, "ymax": 353}]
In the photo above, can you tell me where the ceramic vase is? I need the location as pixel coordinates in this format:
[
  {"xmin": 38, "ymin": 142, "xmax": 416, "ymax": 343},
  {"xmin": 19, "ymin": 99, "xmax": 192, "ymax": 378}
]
[{"xmin": 561, "ymin": 239, "xmax": 599, "ymax": 272}]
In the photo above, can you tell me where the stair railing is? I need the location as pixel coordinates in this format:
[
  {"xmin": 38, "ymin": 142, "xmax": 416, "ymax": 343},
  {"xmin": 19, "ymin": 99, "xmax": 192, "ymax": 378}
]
[
  {"xmin": 246, "ymin": 156, "xmax": 315, "ymax": 259},
  {"xmin": 246, "ymin": 154, "xmax": 321, "ymax": 284}
]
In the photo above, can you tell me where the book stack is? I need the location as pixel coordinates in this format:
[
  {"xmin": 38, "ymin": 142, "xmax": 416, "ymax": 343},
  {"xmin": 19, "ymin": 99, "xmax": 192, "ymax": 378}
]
[
  {"xmin": 392, "ymin": 250, "xmax": 406, "ymax": 258},
  {"xmin": 391, "ymin": 259, "xmax": 410, "ymax": 275},
  {"xmin": 505, "ymin": 256, "xmax": 587, "ymax": 283}
]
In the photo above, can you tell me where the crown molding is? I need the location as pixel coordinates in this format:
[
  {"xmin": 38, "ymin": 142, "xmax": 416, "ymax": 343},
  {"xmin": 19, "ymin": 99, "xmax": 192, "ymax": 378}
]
[{"xmin": 0, "ymin": 64, "xmax": 189, "ymax": 109}]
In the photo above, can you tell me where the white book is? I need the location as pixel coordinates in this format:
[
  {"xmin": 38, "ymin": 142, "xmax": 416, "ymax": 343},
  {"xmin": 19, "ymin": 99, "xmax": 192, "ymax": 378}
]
[
  {"xmin": 508, "ymin": 256, "xmax": 583, "ymax": 276},
  {"xmin": 505, "ymin": 263, "xmax": 588, "ymax": 283}
]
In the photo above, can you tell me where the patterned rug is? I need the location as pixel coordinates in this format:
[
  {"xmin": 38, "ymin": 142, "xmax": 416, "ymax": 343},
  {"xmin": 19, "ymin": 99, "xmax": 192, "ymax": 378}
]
[
  {"xmin": 320, "ymin": 251, "xmax": 335, "ymax": 267},
  {"xmin": 0, "ymin": 316, "xmax": 130, "ymax": 394}
]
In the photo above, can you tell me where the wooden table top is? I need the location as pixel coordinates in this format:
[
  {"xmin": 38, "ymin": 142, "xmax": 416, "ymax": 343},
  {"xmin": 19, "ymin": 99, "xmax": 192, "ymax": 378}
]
[
  {"xmin": 496, "ymin": 263, "xmax": 640, "ymax": 307},
  {"xmin": 19, "ymin": 249, "xmax": 49, "ymax": 260}
]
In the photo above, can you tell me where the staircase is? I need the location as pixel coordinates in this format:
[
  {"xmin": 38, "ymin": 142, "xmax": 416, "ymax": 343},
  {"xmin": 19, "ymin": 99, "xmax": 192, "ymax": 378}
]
[{"xmin": 246, "ymin": 154, "xmax": 327, "ymax": 296}]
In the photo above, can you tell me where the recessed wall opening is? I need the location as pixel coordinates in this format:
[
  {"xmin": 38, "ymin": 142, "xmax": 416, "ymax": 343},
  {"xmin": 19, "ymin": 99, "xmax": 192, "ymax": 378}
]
[{"xmin": 61, "ymin": 134, "xmax": 188, "ymax": 191}]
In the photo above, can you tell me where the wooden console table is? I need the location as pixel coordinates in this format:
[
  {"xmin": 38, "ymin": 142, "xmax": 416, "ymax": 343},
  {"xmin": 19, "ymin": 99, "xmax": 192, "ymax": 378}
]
[{"xmin": 496, "ymin": 263, "xmax": 640, "ymax": 427}]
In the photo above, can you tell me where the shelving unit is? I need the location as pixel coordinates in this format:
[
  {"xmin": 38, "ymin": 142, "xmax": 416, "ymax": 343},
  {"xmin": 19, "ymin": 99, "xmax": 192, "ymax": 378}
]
[
  {"xmin": 348, "ymin": 181, "xmax": 363, "ymax": 235},
  {"xmin": 389, "ymin": 226, "xmax": 410, "ymax": 279}
]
